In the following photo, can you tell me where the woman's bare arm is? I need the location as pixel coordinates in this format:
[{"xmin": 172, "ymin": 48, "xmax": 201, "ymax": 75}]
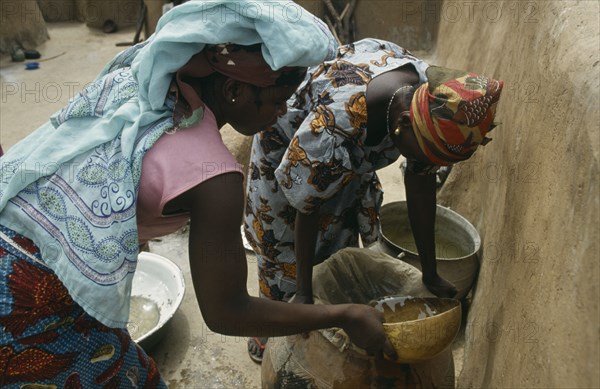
[
  {"xmin": 181, "ymin": 172, "xmax": 396, "ymax": 358},
  {"xmin": 293, "ymin": 208, "xmax": 320, "ymax": 304},
  {"xmin": 404, "ymin": 169, "xmax": 457, "ymax": 298}
]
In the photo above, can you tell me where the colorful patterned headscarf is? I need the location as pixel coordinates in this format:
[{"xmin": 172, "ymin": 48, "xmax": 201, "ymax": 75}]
[{"xmin": 410, "ymin": 66, "xmax": 504, "ymax": 166}]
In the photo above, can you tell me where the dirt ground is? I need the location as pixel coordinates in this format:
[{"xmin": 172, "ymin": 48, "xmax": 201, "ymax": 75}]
[{"xmin": 0, "ymin": 22, "xmax": 466, "ymax": 388}]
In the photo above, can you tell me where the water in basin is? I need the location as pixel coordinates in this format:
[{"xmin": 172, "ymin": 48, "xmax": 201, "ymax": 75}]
[
  {"xmin": 384, "ymin": 225, "xmax": 472, "ymax": 259},
  {"xmin": 127, "ymin": 295, "xmax": 161, "ymax": 340}
]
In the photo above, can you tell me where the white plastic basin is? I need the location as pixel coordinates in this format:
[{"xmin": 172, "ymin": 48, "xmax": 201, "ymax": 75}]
[{"xmin": 127, "ymin": 252, "xmax": 185, "ymax": 349}]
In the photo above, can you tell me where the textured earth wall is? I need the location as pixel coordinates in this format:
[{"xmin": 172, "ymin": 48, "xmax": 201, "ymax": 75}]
[
  {"xmin": 226, "ymin": 4, "xmax": 600, "ymax": 385},
  {"xmin": 429, "ymin": 1, "xmax": 599, "ymax": 387},
  {"xmin": 312, "ymin": 0, "xmax": 599, "ymax": 386}
]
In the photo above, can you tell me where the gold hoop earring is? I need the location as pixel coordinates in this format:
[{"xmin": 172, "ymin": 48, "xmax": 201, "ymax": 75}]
[{"xmin": 386, "ymin": 85, "xmax": 413, "ymax": 135}]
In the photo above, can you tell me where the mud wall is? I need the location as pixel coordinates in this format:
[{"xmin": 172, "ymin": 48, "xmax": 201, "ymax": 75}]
[
  {"xmin": 428, "ymin": 1, "xmax": 598, "ymax": 387},
  {"xmin": 352, "ymin": 0, "xmax": 440, "ymax": 52},
  {"xmin": 34, "ymin": 0, "xmax": 138, "ymax": 28},
  {"xmin": 314, "ymin": 0, "xmax": 599, "ymax": 386},
  {"xmin": 82, "ymin": 0, "xmax": 138, "ymax": 30},
  {"xmin": 37, "ymin": 0, "xmax": 80, "ymax": 22},
  {"xmin": 295, "ymin": 0, "xmax": 439, "ymax": 51},
  {"xmin": 0, "ymin": 0, "xmax": 49, "ymax": 54}
]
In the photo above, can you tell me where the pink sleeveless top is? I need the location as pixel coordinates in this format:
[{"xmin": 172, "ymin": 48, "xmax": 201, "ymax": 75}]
[{"xmin": 137, "ymin": 108, "xmax": 243, "ymax": 244}]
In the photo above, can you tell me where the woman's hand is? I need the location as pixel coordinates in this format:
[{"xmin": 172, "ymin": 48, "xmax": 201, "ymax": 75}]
[
  {"xmin": 339, "ymin": 304, "xmax": 397, "ymax": 360},
  {"xmin": 423, "ymin": 273, "xmax": 458, "ymax": 298}
]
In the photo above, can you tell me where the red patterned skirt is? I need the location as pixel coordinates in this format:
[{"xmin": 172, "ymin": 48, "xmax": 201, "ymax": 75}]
[{"xmin": 0, "ymin": 225, "xmax": 166, "ymax": 388}]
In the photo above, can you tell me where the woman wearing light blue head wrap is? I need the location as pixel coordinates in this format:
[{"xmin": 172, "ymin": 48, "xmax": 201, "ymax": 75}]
[{"xmin": 0, "ymin": 1, "xmax": 396, "ymax": 386}]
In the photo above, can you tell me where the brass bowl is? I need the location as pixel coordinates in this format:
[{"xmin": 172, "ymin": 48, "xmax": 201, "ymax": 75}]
[{"xmin": 373, "ymin": 296, "xmax": 461, "ymax": 364}]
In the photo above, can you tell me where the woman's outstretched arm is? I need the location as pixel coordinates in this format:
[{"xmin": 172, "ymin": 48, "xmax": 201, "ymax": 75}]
[
  {"xmin": 183, "ymin": 172, "xmax": 396, "ymax": 358},
  {"xmin": 404, "ymin": 169, "xmax": 457, "ymax": 298}
]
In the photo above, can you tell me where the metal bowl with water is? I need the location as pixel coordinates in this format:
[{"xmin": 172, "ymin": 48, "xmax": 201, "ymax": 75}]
[
  {"xmin": 376, "ymin": 201, "xmax": 481, "ymax": 300},
  {"xmin": 127, "ymin": 252, "xmax": 185, "ymax": 350}
]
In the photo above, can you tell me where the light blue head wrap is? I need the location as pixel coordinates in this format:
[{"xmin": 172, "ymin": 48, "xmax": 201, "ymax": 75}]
[{"xmin": 0, "ymin": 0, "xmax": 336, "ymax": 327}]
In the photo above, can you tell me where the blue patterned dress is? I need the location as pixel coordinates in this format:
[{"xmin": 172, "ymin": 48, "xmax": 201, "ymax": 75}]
[{"xmin": 244, "ymin": 39, "xmax": 433, "ymax": 301}]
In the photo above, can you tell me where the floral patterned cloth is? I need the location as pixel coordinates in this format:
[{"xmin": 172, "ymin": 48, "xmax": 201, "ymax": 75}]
[
  {"xmin": 244, "ymin": 38, "xmax": 432, "ymax": 301},
  {"xmin": 0, "ymin": 80, "xmax": 170, "ymax": 328},
  {"xmin": 0, "ymin": 225, "xmax": 166, "ymax": 388}
]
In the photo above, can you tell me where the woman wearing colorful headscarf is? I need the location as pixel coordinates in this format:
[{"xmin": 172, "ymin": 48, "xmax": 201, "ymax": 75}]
[
  {"xmin": 244, "ymin": 38, "xmax": 503, "ymax": 362},
  {"xmin": 0, "ymin": 3, "xmax": 398, "ymax": 387}
]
